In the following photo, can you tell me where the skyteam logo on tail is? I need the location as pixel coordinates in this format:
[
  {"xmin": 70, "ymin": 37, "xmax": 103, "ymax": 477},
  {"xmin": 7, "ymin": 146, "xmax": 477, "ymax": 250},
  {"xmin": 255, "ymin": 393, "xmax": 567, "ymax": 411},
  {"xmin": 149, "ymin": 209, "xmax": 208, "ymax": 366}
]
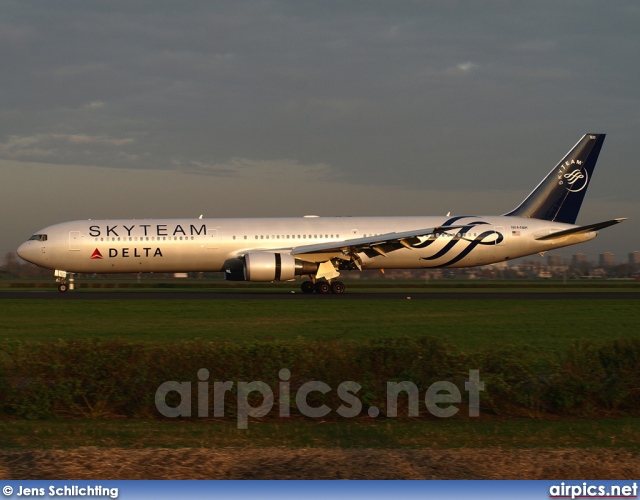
[{"xmin": 558, "ymin": 160, "xmax": 589, "ymax": 193}]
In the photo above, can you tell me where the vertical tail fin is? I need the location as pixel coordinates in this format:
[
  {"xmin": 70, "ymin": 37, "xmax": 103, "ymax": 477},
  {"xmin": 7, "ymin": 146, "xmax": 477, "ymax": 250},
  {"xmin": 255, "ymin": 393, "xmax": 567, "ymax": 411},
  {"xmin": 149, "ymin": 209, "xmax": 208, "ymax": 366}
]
[{"xmin": 505, "ymin": 134, "xmax": 605, "ymax": 224}]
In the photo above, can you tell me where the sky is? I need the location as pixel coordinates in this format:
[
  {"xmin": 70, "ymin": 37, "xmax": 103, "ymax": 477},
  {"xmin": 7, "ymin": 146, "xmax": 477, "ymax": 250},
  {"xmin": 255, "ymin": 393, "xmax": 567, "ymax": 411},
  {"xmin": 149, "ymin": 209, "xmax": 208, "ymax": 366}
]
[{"xmin": 1, "ymin": 0, "xmax": 639, "ymax": 264}]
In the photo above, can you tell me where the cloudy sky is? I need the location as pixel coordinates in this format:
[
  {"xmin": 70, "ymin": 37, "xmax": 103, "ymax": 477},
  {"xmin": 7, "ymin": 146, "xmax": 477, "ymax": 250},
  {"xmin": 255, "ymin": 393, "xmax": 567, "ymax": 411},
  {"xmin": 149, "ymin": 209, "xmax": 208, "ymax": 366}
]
[{"xmin": 1, "ymin": 0, "xmax": 638, "ymax": 263}]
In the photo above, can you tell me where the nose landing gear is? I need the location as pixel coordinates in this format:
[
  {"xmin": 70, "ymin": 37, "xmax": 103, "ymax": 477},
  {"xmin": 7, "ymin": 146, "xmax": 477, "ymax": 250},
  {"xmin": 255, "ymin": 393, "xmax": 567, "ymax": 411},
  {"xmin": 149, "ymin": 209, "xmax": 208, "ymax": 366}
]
[{"xmin": 55, "ymin": 270, "xmax": 74, "ymax": 293}]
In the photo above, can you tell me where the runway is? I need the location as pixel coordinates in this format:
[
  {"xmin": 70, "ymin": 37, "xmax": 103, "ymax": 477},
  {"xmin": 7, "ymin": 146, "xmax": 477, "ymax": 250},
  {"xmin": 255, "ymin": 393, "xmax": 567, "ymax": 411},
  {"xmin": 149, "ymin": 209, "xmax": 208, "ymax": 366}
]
[{"xmin": 1, "ymin": 290, "xmax": 638, "ymax": 300}]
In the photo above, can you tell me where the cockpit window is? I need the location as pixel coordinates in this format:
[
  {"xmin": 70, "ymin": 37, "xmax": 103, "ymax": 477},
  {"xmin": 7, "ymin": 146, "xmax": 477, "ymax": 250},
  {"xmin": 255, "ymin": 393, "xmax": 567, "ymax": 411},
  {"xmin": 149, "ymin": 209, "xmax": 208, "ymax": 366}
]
[{"xmin": 29, "ymin": 234, "xmax": 47, "ymax": 242}]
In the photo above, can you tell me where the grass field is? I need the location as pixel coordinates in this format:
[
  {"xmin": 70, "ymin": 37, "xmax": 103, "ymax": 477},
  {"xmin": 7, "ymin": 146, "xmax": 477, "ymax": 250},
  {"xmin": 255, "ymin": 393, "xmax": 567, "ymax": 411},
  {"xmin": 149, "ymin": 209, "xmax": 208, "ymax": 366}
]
[
  {"xmin": 1, "ymin": 288, "xmax": 639, "ymax": 455},
  {"xmin": 1, "ymin": 418, "xmax": 638, "ymax": 450},
  {"xmin": 0, "ymin": 298, "xmax": 637, "ymax": 352}
]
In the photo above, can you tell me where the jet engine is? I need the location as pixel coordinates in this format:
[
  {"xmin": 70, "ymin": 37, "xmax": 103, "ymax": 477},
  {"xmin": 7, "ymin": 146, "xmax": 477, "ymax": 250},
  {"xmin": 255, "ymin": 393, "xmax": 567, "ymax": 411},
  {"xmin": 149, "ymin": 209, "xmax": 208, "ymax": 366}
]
[{"xmin": 242, "ymin": 252, "xmax": 318, "ymax": 281}]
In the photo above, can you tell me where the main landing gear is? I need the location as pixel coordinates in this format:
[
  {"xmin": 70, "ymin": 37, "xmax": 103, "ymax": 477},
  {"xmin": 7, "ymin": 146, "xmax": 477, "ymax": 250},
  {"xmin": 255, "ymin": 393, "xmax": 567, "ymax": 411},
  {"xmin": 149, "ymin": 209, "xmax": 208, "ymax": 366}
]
[{"xmin": 300, "ymin": 279, "xmax": 346, "ymax": 294}]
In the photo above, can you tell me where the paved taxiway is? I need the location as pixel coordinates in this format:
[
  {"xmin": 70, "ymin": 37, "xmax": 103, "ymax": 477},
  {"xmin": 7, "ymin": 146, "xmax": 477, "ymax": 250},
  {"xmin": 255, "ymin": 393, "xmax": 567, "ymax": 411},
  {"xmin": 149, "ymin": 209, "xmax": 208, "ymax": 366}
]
[{"xmin": 0, "ymin": 291, "xmax": 638, "ymax": 300}]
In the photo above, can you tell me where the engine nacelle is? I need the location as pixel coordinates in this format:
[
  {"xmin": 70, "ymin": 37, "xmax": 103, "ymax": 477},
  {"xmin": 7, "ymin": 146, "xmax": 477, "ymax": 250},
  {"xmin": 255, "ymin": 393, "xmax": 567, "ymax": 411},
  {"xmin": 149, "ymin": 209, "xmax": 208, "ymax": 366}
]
[{"xmin": 243, "ymin": 252, "xmax": 318, "ymax": 282}]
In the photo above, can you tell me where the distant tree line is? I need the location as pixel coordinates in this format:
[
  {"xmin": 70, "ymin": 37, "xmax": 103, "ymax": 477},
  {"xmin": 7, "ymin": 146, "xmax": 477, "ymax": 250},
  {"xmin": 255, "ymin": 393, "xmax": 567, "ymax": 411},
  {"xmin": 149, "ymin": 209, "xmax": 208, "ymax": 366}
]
[{"xmin": 1, "ymin": 252, "xmax": 51, "ymax": 279}]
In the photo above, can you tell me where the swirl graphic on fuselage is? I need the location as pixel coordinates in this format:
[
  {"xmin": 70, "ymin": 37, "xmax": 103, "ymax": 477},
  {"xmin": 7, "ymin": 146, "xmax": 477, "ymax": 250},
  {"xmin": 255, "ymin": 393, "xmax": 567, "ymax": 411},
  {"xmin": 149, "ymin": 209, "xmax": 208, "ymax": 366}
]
[{"xmin": 413, "ymin": 216, "xmax": 504, "ymax": 267}]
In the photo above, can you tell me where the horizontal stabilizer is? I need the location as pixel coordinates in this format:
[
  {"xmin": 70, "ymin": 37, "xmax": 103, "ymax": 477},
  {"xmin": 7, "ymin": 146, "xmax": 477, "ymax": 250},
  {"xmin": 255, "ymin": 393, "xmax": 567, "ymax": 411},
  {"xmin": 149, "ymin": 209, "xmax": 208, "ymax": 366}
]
[{"xmin": 535, "ymin": 218, "xmax": 627, "ymax": 241}]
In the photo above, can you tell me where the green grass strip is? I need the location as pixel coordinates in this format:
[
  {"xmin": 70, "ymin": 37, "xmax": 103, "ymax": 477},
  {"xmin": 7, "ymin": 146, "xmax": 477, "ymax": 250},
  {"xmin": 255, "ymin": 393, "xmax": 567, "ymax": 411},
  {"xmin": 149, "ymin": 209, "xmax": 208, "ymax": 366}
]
[
  {"xmin": 0, "ymin": 418, "xmax": 638, "ymax": 450},
  {"xmin": 1, "ymin": 299, "xmax": 637, "ymax": 352}
]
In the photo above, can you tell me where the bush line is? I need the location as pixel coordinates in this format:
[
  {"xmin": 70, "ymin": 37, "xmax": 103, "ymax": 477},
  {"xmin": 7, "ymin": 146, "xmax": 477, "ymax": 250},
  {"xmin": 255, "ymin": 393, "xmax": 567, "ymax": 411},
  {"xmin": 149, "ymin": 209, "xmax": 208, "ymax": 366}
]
[{"xmin": 1, "ymin": 337, "xmax": 638, "ymax": 420}]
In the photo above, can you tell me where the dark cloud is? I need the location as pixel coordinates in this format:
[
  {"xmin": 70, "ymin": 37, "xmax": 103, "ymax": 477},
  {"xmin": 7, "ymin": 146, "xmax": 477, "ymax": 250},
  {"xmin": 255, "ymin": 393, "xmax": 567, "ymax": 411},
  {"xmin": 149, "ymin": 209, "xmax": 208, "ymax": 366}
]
[{"xmin": 3, "ymin": 2, "xmax": 639, "ymax": 181}]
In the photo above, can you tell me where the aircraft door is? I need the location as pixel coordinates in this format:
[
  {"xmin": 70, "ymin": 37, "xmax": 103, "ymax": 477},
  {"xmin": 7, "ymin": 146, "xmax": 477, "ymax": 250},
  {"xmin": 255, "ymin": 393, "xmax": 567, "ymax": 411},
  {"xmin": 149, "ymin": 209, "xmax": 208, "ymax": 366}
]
[
  {"xmin": 207, "ymin": 229, "xmax": 219, "ymax": 249},
  {"xmin": 494, "ymin": 226, "xmax": 505, "ymax": 246},
  {"xmin": 69, "ymin": 231, "xmax": 81, "ymax": 251}
]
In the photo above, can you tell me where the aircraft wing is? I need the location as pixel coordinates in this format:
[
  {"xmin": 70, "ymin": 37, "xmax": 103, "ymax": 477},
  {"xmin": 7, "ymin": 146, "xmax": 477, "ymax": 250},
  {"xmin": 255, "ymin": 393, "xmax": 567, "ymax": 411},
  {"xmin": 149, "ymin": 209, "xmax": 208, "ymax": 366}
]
[
  {"xmin": 535, "ymin": 218, "xmax": 627, "ymax": 241},
  {"xmin": 290, "ymin": 225, "xmax": 465, "ymax": 259}
]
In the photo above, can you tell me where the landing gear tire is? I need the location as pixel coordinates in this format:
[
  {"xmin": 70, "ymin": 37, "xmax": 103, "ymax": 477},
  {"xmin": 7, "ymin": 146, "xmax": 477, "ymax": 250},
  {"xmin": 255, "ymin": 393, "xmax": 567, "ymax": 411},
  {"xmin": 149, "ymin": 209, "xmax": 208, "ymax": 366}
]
[
  {"xmin": 301, "ymin": 281, "xmax": 315, "ymax": 294},
  {"xmin": 58, "ymin": 283, "xmax": 68, "ymax": 293},
  {"xmin": 331, "ymin": 281, "xmax": 345, "ymax": 294},
  {"xmin": 315, "ymin": 281, "xmax": 331, "ymax": 294}
]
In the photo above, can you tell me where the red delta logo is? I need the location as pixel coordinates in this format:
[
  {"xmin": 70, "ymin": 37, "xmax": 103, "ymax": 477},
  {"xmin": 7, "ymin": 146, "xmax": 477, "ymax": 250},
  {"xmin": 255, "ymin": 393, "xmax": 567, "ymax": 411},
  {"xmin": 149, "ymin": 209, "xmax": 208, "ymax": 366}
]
[{"xmin": 90, "ymin": 248, "xmax": 103, "ymax": 260}]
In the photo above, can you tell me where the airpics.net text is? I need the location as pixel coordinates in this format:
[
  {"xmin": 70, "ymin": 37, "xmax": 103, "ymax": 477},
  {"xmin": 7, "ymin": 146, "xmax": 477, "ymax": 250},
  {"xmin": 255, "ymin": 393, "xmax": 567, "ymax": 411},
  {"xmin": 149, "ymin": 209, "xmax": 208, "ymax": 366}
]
[{"xmin": 155, "ymin": 369, "xmax": 484, "ymax": 429}]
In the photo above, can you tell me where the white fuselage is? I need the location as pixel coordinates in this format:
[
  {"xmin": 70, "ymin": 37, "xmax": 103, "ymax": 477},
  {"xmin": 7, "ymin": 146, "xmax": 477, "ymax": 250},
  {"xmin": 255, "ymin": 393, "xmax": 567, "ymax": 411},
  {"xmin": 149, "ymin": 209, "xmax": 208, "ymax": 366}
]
[{"xmin": 17, "ymin": 215, "xmax": 597, "ymax": 274}]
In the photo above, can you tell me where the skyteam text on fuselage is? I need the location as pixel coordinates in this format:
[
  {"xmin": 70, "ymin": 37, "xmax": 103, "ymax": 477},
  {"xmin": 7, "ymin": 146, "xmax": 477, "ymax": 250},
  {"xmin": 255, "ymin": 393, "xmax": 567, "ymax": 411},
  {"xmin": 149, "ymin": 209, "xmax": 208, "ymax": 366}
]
[{"xmin": 17, "ymin": 134, "xmax": 626, "ymax": 294}]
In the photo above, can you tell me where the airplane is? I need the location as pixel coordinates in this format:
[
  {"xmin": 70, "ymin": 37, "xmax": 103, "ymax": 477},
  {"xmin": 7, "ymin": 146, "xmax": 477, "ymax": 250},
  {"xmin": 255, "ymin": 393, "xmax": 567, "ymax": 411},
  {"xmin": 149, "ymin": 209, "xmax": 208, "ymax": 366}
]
[{"xmin": 17, "ymin": 133, "xmax": 625, "ymax": 294}]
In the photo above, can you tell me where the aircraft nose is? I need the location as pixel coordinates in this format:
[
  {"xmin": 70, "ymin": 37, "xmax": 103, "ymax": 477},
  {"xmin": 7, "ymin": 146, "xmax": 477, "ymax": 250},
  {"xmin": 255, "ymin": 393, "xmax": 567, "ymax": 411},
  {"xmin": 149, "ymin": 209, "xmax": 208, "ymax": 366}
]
[{"xmin": 17, "ymin": 241, "xmax": 36, "ymax": 263}]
